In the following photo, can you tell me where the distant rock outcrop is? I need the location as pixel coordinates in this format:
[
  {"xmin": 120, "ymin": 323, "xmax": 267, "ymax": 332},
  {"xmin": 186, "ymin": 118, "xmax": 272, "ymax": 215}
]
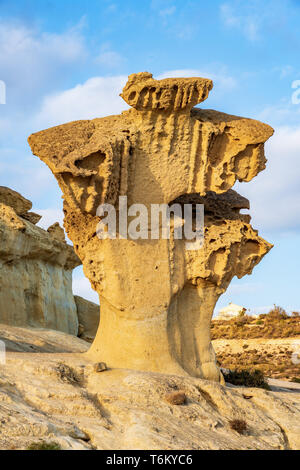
[
  {"xmin": 74, "ymin": 295, "xmax": 99, "ymax": 342},
  {"xmin": 0, "ymin": 186, "xmax": 42, "ymax": 225},
  {"xmin": 0, "ymin": 187, "xmax": 81, "ymax": 335},
  {"xmin": 217, "ymin": 302, "xmax": 246, "ymax": 320}
]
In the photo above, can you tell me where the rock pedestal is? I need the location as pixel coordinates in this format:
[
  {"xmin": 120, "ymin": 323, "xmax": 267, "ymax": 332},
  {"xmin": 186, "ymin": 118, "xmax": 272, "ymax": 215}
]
[{"xmin": 28, "ymin": 72, "xmax": 273, "ymax": 381}]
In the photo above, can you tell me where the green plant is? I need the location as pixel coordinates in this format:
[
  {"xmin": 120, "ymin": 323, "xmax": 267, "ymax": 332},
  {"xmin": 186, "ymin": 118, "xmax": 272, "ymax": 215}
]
[
  {"xmin": 292, "ymin": 377, "xmax": 300, "ymax": 383},
  {"xmin": 223, "ymin": 368, "xmax": 270, "ymax": 390},
  {"xmin": 27, "ymin": 441, "xmax": 61, "ymax": 451}
]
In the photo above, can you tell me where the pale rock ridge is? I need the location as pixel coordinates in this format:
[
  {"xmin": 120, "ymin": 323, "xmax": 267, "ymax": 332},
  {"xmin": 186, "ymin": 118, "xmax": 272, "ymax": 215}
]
[
  {"xmin": 0, "ymin": 339, "xmax": 299, "ymax": 450},
  {"xmin": 0, "ymin": 185, "xmax": 42, "ymax": 225},
  {"xmin": 0, "ymin": 188, "xmax": 81, "ymax": 335},
  {"xmin": 28, "ymin": 72, "xmax": 274, "ymax": 381}
]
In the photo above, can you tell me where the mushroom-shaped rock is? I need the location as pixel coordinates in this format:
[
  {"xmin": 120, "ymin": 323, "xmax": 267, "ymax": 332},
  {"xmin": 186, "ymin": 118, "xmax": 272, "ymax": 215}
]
[{"xmin": 28, "ymin": 72, "xmax": 273, "ymax": 381}]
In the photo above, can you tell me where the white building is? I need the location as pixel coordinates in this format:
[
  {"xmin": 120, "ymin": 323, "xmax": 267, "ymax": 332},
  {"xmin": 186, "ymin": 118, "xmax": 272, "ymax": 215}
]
[{"xmin": 217, "ymin": 302, "xmax": 246, "ymax": 320}]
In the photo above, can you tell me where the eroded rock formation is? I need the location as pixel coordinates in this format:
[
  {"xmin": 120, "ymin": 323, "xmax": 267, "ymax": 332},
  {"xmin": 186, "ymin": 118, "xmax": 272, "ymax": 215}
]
[
  {"xmin": 28, "ymin": 72, "xmax": 274, "ymax": 381},
  {"xmin": 75, "ymin": 295, "xmax": 100, "ymax": 342},
  {"xmin": 0, "ymin": 187, "xmax": 80, "ymax": 334}
]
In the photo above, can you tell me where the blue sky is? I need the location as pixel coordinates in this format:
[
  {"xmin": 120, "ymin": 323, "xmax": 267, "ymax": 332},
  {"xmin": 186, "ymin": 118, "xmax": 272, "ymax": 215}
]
[{"xmin": 0, "ymin": 0, "xmax": 299, "ymax": 313}]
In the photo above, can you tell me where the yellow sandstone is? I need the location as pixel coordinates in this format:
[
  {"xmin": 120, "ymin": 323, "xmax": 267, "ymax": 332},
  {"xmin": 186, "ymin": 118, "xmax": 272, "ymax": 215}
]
[{"xmin": 28, "ymin": 72, "xmax": 274, "ymax": 381}]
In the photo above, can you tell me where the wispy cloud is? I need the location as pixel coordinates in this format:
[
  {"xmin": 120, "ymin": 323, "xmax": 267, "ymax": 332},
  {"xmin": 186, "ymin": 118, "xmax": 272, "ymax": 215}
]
[
  {"xmin": 0, "ymin": 19, "xmax": 87, "ymax": 105},
  {"xmin": 36, "ymin": 208, "xmax": 64, "ymax": 231},
  {"xmin": 34, "ymin": 67, "xmax": 237, "ymax": 130},
  {"xmin": 159, "ymin": 6, "xmax": 176, "ymax": 17},
  {"xmin": 220, "ymin": 2, "xmax": 261, "ymax": 41},
  {"xmin": 95, "ymin": 43, "xmax": 124, "ymax": 68},
  {"xmin": 275, "ymin": 65, "xmax": 294, "ymax": 79},
  {"xmin": 257, "ymin": 101, "xmax": 300, "ymax": 126},
  {"xmin": 235, "ymin": 125, "xmax": 300, "ymax": 233},
  {"xmin": 158, "ymin": 68, "xmax": 237, "ymax": 97},
  {"xmin": 72, "ymin": 269, "xmax": 99, "ymax": 304},
  {"xmin": 158, "ymin": 68, "xmax": 237, "ymax": 88},
  {"xmin": 220, "ymin": 0, "xmax": 299, "ymax": 43},
  {"xmin": 34, "ymin": 75, "xmax": 129, "ymax": 128}
]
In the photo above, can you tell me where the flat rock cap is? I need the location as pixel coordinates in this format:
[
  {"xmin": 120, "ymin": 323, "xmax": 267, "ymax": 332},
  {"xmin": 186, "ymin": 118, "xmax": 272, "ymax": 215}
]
[{"xmin": 121, "ymin": 72, "xmax": 213, "ymax": 111}]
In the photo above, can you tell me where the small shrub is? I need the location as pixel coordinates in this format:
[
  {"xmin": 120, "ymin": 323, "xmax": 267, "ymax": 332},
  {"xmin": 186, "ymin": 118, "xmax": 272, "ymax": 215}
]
[
  {"xmin": 229, "ymin": 419, "xmax": 248, "ymax": 435},
  {"xmin": 165, "ymin": 391, "xmax": 186, "ymax": 405},
  {"xmin": 234, "ymin": 315, "xmax": 250, "ymax": 327},
  {"xmin": 27, "ymin": 441, "xmax": 61, "ymax": 451},
  {"xmin": 292, "ymin": 377, "xmax": 300, "ymax": 384},
  {"xmin": 266, "ymin": 305, "xmax": 288, "ymax": 320},
  {"xmin": 223, "ymin": 369, "xmax": 270, "ymax": 390},
  {"xmin": 56, "ymin": 363, "xmax": 81, "ymax": 385}
]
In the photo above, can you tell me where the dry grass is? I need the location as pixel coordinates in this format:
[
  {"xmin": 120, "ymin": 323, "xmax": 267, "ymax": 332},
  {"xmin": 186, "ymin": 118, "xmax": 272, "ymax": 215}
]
[
  {"xmin": 229, "ymin": 419, "xmax": 248, "ymax": 435},
  {"xmin": 211, "ymin": 306, "xmax": 300, "ymax": 340},
  {"xmin": 27, "ymin": 441, "xmax": 61, "ymax": 450},
  {"xmin": 223, "ymin": 368, "xmax": 270, "ymax": 390},
  {"xmin": 56, "ymin": 363, "xmax": 82, "ymax": 385},
  {"xmin": 213, "ymin": 306, "xmax": 300, "ymax": 381},
  {"xmin": 217, "ymin": 348, "xmax": 300, "ymax": 380},
  {"xmin": 165, "ymin": 391, "xmax": 186, "ymax": 405}
]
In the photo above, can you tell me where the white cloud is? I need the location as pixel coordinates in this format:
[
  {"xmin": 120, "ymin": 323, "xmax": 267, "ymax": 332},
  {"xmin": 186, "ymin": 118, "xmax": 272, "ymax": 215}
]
[
  {"xmin": 0, "ymin": 23, "xmax": 84, "ymax": 62},
  {"xmin": 220, "ymin": 0, "xmax": 296, "ymax": 43},
  {"xmin": 257, "ymin": 90, "xmax": 300, "ymax": 127},
  {"xmin": 220, "ymin": 2, "xmax": 260, "ymax": 41},
  {"xmin": 95, "ymin": 43, "xmax": 124, "ymax": 68},
  {"xmin": 225, "ymin": 282, "xmax": 264, "ymax": 296},
  {"xmin": 33, "ymin": 68, "xmax": 237, "ymax": 130},
  {"xmin": 247, "ymin": 305, "xmax": 273, "ymax": 315},
  {"xmin": 96, "ymin": 50, "xmax": 123, "ymax": 68},
  {"xmin": 0, "ymin": 20, "xmax": 86, "ymax": 103},
  {"xmin": 1, "ymin": 155, "xmax": 60, "ymax": 201},
  {"xmin": 36, "ymin": 208, "xmax": 64, "ymax": 230},
  {"xmin": 158, "ymin": 68, "xmax": 237, "ymax": 93},
  {"xmin": 235, "ymin": 126, "xmax": 300, "ymax": 232},
  {"xmin": 35, "ymin": 75, "xmax": 129, "ymax": 128}
]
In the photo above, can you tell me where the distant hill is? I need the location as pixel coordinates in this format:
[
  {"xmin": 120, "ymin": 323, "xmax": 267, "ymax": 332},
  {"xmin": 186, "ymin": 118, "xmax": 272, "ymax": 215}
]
[{"xmin": 212, "ymin": 307, "xmax": 300, "ymax": 340}]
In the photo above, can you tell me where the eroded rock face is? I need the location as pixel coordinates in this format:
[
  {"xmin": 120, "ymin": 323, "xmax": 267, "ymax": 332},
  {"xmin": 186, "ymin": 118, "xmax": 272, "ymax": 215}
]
[
  {"xmin": 28, "ymin": 72, "xmax": 274, "ymax": 381},
  {"xmin": 0, "ymin": 186, "xmax": 42, "ymax": 225},
  {"xmin": 0, "ymin": 345, "xmax": 299, "ymax": 450},
  {"xmin": 0, "ymin": 190, "xmax": 81, "ymax": 334}
]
